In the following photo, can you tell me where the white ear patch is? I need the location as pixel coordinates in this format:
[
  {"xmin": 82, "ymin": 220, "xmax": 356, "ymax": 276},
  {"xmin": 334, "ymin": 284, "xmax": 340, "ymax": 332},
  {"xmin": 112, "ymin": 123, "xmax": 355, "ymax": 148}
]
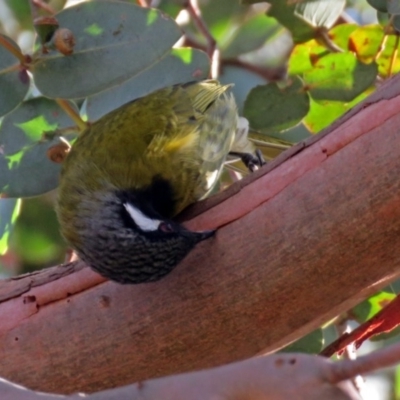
[{"xmin": 124, "ymin": 203, "xmax": 161, "ymax": 232}]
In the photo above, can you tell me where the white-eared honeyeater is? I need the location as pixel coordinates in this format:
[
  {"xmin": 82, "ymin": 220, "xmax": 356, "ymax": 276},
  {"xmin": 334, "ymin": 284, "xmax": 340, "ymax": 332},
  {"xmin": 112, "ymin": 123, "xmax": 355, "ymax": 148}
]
[{"xmin": 56, "ymin": 80, "xmax": 262, "ymax": 284}]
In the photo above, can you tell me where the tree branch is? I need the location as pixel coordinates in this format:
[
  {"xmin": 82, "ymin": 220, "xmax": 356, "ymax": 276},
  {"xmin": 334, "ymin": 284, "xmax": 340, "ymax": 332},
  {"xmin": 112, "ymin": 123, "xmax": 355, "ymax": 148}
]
[{"xmin": 5, "ymin": 339, "xmax": 400, "ymax": 400}]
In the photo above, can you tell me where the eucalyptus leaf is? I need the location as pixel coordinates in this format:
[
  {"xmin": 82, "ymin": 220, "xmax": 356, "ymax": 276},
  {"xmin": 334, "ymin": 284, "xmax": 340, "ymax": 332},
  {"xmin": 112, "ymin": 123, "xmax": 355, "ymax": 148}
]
[
  {"xmin": 243, "ymin": 76, "xmax": 310, "ymax": 133},
  {"xmin": 86, "ymin": 48, "xmax": 210, "ymax": 121},
  {"xmin": 366, "ymin": 0, "xmax": 388, "ymax": 12},
  {"xmin": 222, "ymin": 14, "xmax": 281, "ymax": 58},
  {"xmin": 388, "ymin": 0, "xmax": 400, "ymax": 14},
  {"xmin": 0, "ymin": 98, "xmax": 78, "ymax": 197},
  {"xmin": 305, "ymin": 90, "xmax": 370, "ymax": 133},
  {"xmin": 200, "ymin": 0, "xmax": 244, "ymax": 46},
  {"xmin": 32, "ymin": 1, "xmax": 182, "ymax": 98},
  {"xmin": 288, "ymin": 24, "xmax": 358, "ymax": 76},
  {"xmin": 304, "ymin": 53, "xmax": 378, "ymax": 102},
  {"xmin": 0, "ymin": 35, "xmax": 30, "ymax": 117}
]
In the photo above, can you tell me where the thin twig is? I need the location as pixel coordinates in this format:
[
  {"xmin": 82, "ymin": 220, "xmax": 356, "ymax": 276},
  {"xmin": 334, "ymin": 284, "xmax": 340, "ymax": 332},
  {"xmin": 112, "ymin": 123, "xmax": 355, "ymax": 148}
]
[
  {"xmin": 137, "ymin": 0, "xmax": 150, "ymax": 7},
  {"xmin": 55, "ymin": 99, "xmax": 88, "ymax": 132},
  {"xmin": 374, "ymin": 15, "xmax": 394, "ymax": 62},
  {"xmin": 335, "ymin": 316, "xmax": 364, "ymax": 394},
  {"xmin": 0, "ymin": 36, "xmax": 26, "ymax": 64},
  {"xmin": 29, "ymin": 0, "xmax": 56, "ymax": 19},
  {"xmin": 185, "ymin": 0, "xmax": 219, "ymax": 78},
  {"xmin": 388, "ymin": 34, "xmax": 399, "ymax": 77}
]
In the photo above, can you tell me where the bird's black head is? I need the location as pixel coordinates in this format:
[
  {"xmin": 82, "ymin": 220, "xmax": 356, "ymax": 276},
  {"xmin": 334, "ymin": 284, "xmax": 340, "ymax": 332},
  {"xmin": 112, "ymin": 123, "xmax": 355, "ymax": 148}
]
[{"xmin": 74, "ymin": 177, "xmax": 214, "ymax": 284}]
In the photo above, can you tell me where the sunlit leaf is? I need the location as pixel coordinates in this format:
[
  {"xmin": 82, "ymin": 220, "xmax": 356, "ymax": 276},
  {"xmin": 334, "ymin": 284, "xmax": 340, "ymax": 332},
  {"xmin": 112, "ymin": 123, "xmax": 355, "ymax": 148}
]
[
  {"xmin": 352, "ymin": 290, "xmax": 396, "ymax": 323},
  {"xmin": 304, "ymin": 90, "xmax": 370, "ymax": 133},
  {"xmin": 289, "ymin": 25, "xmax": 358, "ymax": 76},
  {"xmin": 0, "ymin": 198, "xmax": 21, "ymax": 255},
  {"xmin": 304, "ymin": 53, "xmax": 378, "ymax": 102}
]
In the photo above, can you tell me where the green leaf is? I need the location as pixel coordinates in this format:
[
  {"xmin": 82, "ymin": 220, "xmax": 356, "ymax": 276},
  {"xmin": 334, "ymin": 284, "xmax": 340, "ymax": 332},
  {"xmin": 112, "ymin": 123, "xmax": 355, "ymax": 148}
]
[
  {"xmin": 304, "ymin": 90, "xmax": 370, "ymax": 133},
  {"xmin": 32, "ymin": 1, "xmax": 182, "ymax": 98},
  {"xmin": 0, "ymin": 98, "xmax": 78, "ymax": 197},
  {"xmin": 288, "ymin": 39, "xmax": 328, "ymax": 75},
  {"xmin": 0, "ymin": 198, "xmax": 21, "ymax": 255},
  {"xmin": 294, "ymin": 0, "xmax": 346, "ymax": 29},
  {"xmin": 367, "ymin": 0, "xmax": 388, "ymax": 12},
  {"xmin": 200, "ymin": 0, "xmax": 244, "ymax": 46},
  {"xmin": 349, "ymin": 25, "xmax": 400, "ymax": 77},
  {"xmin": 281, "ymin": 329, "xmax": 324, "ymax": 354},
  {"xmin": 349, "ymin": 25, "xmax": 384, "ymax": 62},
  {"xmin": 243, "ymin": 76, "xmax": 310, "ymax": 134},
  {"xmin": 304, "ymin": 53, "xmax": 378, "ymax": 102},
  {"xmin": 86, "ymin": 48, "xmax": 210, "ymax": 121},
  {"xmin": 327, "ymin": 23, "xmax": 359, "ymax": 51},
  {"xmin": 0, "ymin": 35, "xmax": 30, "ymax": 117},
  {"xmin": 352, "ymin": 290, "xmax": 396, "ymax": 323},
  {"xmin": 222, "ymin": 14, "xmax": 281, "ymax": 58},
  {"xmin": 388, "ymin": 0, "xmax": 400, "ymax": 14},
  {"xmin": 288, "ymin": 25, "xmax": 358, "ymax": 76}
]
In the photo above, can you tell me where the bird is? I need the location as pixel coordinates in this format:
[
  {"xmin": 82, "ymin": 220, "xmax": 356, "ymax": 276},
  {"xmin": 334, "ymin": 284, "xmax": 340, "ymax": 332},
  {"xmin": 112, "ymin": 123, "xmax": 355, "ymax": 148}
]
[{"xmin": 56, "ymin": 80, "xmax": 262, "ymax": 284}]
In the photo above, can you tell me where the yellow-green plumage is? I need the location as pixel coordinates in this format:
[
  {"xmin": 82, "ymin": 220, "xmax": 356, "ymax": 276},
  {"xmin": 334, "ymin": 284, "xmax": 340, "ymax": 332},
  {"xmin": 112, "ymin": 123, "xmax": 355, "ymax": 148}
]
[{"xmin": 57, "ymin": 80, "xmax": 238, "ymax": 283}]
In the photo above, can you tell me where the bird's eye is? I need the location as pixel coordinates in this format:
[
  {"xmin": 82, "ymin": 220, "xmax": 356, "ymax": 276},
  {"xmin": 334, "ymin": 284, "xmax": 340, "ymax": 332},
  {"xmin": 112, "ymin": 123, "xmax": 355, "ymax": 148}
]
[{"xmin": 158, "ymin": 222, "xmax": 175, "ymax": 233}]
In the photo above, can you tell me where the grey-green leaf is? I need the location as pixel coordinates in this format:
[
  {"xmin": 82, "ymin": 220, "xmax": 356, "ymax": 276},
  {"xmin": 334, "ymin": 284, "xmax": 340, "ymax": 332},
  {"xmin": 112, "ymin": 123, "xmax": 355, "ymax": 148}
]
[
  {"xmin": 222, "ymin": 14, "xmax": 281, "ymax": 59},
  {"xmin": 367, "ymin": 0, "xmax": 388, "ymax": 12},
  {"xmin": 0, "ymin": 35, "xmax": 30, "ymax": 117},
  {"xmin": 388, "ymin": 0, "xmax": 400, "ymax": 15},
  {"xmin": 0, "ymin": 98, "xmax": 78, "ymax": 197},
  {"xmin": 86, "ymin": 48, "xmax": 210, "ymax": 121},
  {"xmin": 32, "ymin": 1, "xmax": 182, "ymax": 99},
  {"xmin": 243, "ymin": 76, "xmax": 310, "ymax": 134}
]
